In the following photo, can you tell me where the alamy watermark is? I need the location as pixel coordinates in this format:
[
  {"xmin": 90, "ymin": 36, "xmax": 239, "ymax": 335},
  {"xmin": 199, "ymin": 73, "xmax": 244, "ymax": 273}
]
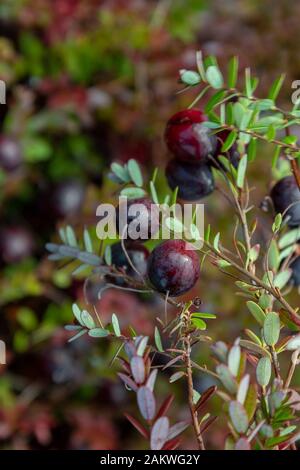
[
  {"xmin": 96, "ymin": 198, "xmax": 205, "ymax": 250},
  {"xmin": 0, "ymin": 340, "xmax": 6, "ymax": 365},
  {"xmin": 291, "ymin": 80, "xmax": 300, "ymax": 105},
  {"xmin": 0, "ymin": 80, "xmax": 6, "ymax": 104}
]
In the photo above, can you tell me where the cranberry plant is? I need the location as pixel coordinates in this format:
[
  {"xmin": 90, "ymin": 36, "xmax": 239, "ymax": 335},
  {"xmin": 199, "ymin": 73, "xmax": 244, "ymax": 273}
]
[{"xmin": 47, "ymin": 52, "xmax": 300, "ymax": 450}]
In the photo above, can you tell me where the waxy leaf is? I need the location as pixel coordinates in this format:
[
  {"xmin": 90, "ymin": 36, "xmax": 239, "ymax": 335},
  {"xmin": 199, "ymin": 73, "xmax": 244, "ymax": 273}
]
[
  {"xmin": 137, "ymin": 386, "xmax": 156, "ymax": 421},
  {"xmin": 150, "ymin": 417, "xmax": 169, "ymax": 450},
  {"xmin": 256, "ymin": 356, "xmax": 272, "ymax": 387},
  {"xmin": 130, "ymin": 356, "xmax": 145, "ymax": 384},
  {"xmin": 264, "ymin": 312, "xmax": 280, "ymax": 346},
  {"xmin": 229, "ymin": 401, "xmax": 249, "ymax": 434}
]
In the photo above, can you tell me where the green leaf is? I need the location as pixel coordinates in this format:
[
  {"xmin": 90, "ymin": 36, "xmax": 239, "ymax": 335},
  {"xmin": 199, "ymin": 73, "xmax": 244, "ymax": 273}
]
[
  {"xmin": 88, "ymin": 328, "xmax": 110, "ymax": 338},
  {"xmin": 236, "ymin": 154, "xmax": 247, "ymax": 189},
  {"xmin": 256, "ymin": 357, "xmax": 272, "ymax": 387},
  {"xmin": 229, "ymin": 401, "xmax": 249, "ymax": 434},
  {"xmin": 83, "ymin": 228, "xmax": 93, "ymax": 253},
  {"xmin": 278, "ymin": 228, "xmax": 300, "ymax": 249},
  {"xmin": 191, "ymin": 312, "xmax": 216, "ymax": 319},
  {"xmin": 244, "ymin": 384, "xmax": 258, "ymax": 422},
  {"xmin": 204, "ymin": 90, "xmax": 227, "ymax": 113},
  {"xmin": 169, "ymin": 371, "xmax": 185, "ymax": 383},
  {"xmin": 191, "ymin": 318, "xmax": 207, "ymax": 330},
  {"xmin": 154, "ymin": 327, "xmax": 164, "ymax": 352},
  {"xmin": 68, "ymin": 329, "xmax": 87, "ymax": 342},
  {"xmin": 227, "ymin": 56, "xmax": 239, "ymax": 88},
  {"xmin": 206, "ymin": 65, "xmax": 224, "ymax": 89},
  {"xmin": 112, "ymin": 313, "xmax": 121, "ymax": 337},
  {"xmin": 286, "ymin": 334, "xmax": 300, "ymax": 351},
  {"xmin": 213, "ymin": 232, "xmax": 220, "ymax": 252},
  {"xmin": 221, "ymin": 130, "xmax": 238, "ymax": 152},
  {"xmin": 111, "ymin": 162, "xmax": 130, "ymax": 183},
  {"xmin": 272, "ymin": 213, "xmax": 282, "ymax": 233},
  {"xmin": 216, "ymin": 364, "xmax": 237, "ymax": 394},
  {"xmin": 268, "ymin": 74, "xmax": 285, "ymax": 101},
  {"xmin": 80, "ymin": 310, "xmax": 95, "ymax": 329},
  {"xmin": 246, "ymin": 301, "xmax": 266, "ymax": 326},
  {"xmin": 72, "ymin": 303, "xmax": 83, "ymax": 324},
  {"xmin": 150, "ymin": 181, "xmax": 159, "ymax": 204},
  {"xmin": 66, "ymin": 226, "xmax": 77, "ymax": 247},
  {"xmin": 127, "ymin": 159, "xmax": 143, "ymax": 187},
  {"xmin": 274, "ymin": 269, "xmax": 292, "ymax": 289},
  {"xmin": 179, "ymin": 69, "xmax": 201, "ymax": 86},
  {"xmin": 268, "ymin": 240, "xmax": 279, "ymax": 270},
  {"xmin": 104, "ymin": 245, "xmax": 112, "ymax": 265},
  {"xmin": 120, "ymin": 187, "xmax": 146, "ymax": 199},
  {"xmin": 263, "ymin": 312, "xmax": 280, "ymax": 346},
  {"xmin": 228, "ymin": 344, "xmax": 241, "ymax": 377}
]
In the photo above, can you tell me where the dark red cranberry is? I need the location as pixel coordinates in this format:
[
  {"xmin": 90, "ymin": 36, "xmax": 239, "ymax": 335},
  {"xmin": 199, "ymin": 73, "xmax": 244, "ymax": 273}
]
[
  {"xmin": 116, "ymin": 197, "xmax": 159, "ymax": 241},
  {"xmin": 270, "ymin": 176, "xmax": 300, "ymax": 227},
  {"xmin": 166, "ymin": 158, "xmax": 215, "ymax": 201},
  {"xmin": 164, "ymin": 109, "xmax": 217, "ymax": 163},
  {"xmin": 290, "ymin": 255, "xmax": 300, "ymax": 286},
  {"xmin": 0, "ymin": 136, "xmax": 22, "ymax": 172},
  {"xmin": 0, "ymin": 226, "xmax": 35, "ymax": 263},
  {"xmin": 110, "ymin": 241, "xmax": 149, "ymax": 279},
  {"xmin": 147, "ymin": 240, "xmax": 200, "ymax": 296},
  {"xmin": 51, "ymin": 179, "xmax": 85, "ymax": 218}
]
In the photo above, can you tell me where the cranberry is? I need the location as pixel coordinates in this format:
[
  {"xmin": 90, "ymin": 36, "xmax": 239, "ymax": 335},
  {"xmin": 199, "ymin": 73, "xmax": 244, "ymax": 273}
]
[
  {"xmin": 164, "ymin": 109, "xmax": 217, "ymax": 163},
  {"xmin": 0, "ymin": 136, "xmax": 22, "ymax": 172},
  {"xmin": 166, "ymin": 158, "xmax": 214, "ymax": 201},
  {"xmin": 51, "ymin": 179, "xmax": 85, "ymax": 218},
  {"xmin": 110, "ymin": 241, "xmax": 149, "ymax": 279},
  {"xmin": 0, "ymin": 226, "xmax": 35, "ymax": 263},
  {"xmin": 116, "ymin": 197, "xmax": 159, "ymax": 241},
  {"xmin": 147, "ymin": 240, "xmax": 200, "ymax": 296},
  {"xmin": 270, "ymin": 176, "xmax": 300, "ymax": 227}
]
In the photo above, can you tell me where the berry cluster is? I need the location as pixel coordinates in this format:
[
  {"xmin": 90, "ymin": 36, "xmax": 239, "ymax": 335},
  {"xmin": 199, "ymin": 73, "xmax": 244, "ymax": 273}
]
[
  {"xmin": 164, "ymin": 109, "xmax": 240, "ymax": 201},
  {"xmin": 108, "ymin": 195, "xmax": 200, "ymax": 297}
]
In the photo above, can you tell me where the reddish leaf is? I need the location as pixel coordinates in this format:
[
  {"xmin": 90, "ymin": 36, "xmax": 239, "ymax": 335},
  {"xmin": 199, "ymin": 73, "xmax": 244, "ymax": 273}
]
[
  {"xmin": 119, "ymin": 358, "xmax": 131, "ymax": 373},
  {"xmin": 162, "ymin": 438, "xmax": 181, "ymax": 450},
  {"xmin": 194, "ymin": 385, "xmax": 217, "ymax": 413},
  {"xmin": 200, "ymin": 415, "xmax": 218, "ymax": 434},
  {"xmin": 124, "ymin": 413, "xmax": 149, "ymax": 440},
  {"xmin": 155, "ymin": 395, "xmax": 174, "ymax": 420},
  {"xmin": 118, "ymin": 373, "xmax": 138, "ymax": 392}
]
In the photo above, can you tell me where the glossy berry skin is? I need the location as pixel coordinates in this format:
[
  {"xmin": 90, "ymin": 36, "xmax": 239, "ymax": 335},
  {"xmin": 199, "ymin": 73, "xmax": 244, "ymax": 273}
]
[
  {"xmin": 164, "ymin": 109, "xmax": 217, "ymax": 164},
  {"xmin": 111, "ymin": 241, "xmax": 149, "ymax": 279},
  {"xmin": 0, "ymin": 136, "xmax": 22, "ymax": 172},
  {"xmin": 0, "ymin": 226, "xmax": 35, "ymax": 263},
  {"xmin": 290, "ymin": 255, "xmax": 300, "ymax": 286},
  {"xmin": 270, "ymin": 176, "xmax": 300, "ymax": 227},
  {"xmin": 116, "ymin": 197, "xmax": 159, "ymax": 241},
  {"xmin": 147, "ymin": 240, "xmax": 200, "ymax": 297},
  {"xmin": 166, "ymin": 158, "xmax": 214, "ymax": 201},
  {"xmin": 51, "ymin": 179, "xmax": 85, "ymax": 218}
]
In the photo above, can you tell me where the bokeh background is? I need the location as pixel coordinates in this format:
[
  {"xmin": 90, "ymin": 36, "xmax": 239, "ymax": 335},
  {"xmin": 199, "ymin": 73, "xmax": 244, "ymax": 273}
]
[{"xmin": 0, "ymin": 0, "xmax": 300, "ymax": 450}]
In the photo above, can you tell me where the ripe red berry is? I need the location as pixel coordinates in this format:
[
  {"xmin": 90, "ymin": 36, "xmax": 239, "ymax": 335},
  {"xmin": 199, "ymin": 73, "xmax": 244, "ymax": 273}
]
[
  {"xmin": 166, "ymin": 158, "xmax": 214, "ymax": 201},
  {"xmin": 164, "ymin": 109, "xmax": 217, "ymax": 164},
  {"xmin": 116, "ymin": 197, "xmax": 159, "ymax": 241},
  {"xmin": 270, "ymin": 176, "xmax": 300, "ymax": 227},
  {"xmin": 110, "ymin": 241, "xmax": 149, "ymax": 279},
  {"xmin": 0, "ymin": 225, "xmax": 35, "ymax": 263},
  {"xmin": 147, "ymin": 240, "xmax": 200, "ymax": 296},
  {"xmin": 0, "ymin": 136, "xmax": 22, "ymax": 172}
]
